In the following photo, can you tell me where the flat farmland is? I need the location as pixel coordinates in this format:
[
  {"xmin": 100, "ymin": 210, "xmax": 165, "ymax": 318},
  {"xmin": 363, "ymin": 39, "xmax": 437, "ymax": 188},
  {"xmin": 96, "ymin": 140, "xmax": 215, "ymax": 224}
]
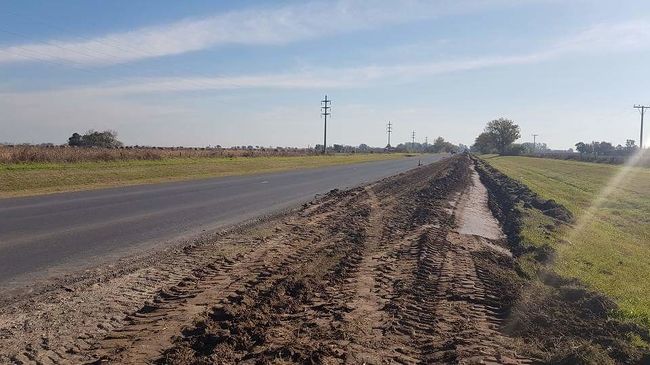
[
  {"xmin": 0, "ymin": 153, "xmax": 409, "ymax": 198},
  {"xmin": 483, "ymin": 155, "xmax": 650, "ymax": 326}
]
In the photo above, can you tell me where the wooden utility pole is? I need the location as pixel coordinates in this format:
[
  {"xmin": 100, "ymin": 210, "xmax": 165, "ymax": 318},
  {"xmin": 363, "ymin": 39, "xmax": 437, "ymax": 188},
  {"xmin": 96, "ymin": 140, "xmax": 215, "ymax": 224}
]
[
  {"xmin": 321, "ymin": 95, "xmax": 331, "ymax": 153},
  {"xmin": 634, "ymin": 105, "xmax": 647, "ymax": 149},
  {"xmin": 386, "ymin": 121, "xmax": 393, "ymax": 148},
  {"xmin": 411, "ymin": 131, "xmax": 416, "ymax": 151}
]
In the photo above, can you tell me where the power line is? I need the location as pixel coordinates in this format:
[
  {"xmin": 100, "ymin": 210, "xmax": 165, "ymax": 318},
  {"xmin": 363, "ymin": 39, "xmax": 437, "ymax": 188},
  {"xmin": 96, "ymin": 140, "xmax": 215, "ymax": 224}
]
[
  {"xmin": 386, "ymin": 121, "xmax": 392, "ymax": 148},
  {"xmin": 321, "ymin": 95, "xmax": 331, "ymax": 154},
  {"xmin": 532, "ymin": 134, "xmax": 539, "ymax": 152},
  {"xmin": 634, "ymin": 105, "xmax": 648, "ymax": 149}
]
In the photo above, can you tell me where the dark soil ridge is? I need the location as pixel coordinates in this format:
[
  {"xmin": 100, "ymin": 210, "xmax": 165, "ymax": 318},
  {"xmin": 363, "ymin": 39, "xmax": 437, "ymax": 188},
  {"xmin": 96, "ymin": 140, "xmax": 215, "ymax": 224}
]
[
  {"xmin": 472, "ymin": 155, "xmax": 650, "ymax": 365},
  {"xmin": 154, "ymin": 155, "xmax": 535, "ymax": 364},
  {"xmin": 7, "ymin": 155, "xmax": 647, "ymax": 364}
]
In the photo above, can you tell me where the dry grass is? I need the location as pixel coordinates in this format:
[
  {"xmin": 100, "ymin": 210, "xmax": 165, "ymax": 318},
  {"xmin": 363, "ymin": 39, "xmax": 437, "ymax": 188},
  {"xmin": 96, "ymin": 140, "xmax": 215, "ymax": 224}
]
[
  {"xmin": 0, "ymin": 145, "xmax": 317, "ymax": 164},
  {"xmin": 0, "ymin": 153, "xmax": 409, "ymax": 198}
]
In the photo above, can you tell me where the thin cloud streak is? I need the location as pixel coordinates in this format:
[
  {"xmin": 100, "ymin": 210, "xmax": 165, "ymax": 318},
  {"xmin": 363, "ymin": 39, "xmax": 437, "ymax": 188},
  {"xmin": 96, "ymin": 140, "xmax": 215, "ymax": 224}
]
[
  {"xmin": 96, "ymin": 18, "xmax": 650, "ymax": 94},
  {"xmin": 0, "ymin": 54, "xmax": 545, "ymax": 98},
  {"xmin": 0, "ymin": 0, "xmax": 526, "ymax": 66},
  {"xmin": 2, "ymin": 18, "xmax": 649, "ymax": 98}
]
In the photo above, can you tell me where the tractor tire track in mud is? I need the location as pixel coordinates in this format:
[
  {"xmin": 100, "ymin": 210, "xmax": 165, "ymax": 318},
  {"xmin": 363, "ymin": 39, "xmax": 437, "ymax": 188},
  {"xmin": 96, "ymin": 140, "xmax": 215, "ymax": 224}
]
[{"xmin": 0, "ymin": 155, "xmax": 535, "ymax": 364}]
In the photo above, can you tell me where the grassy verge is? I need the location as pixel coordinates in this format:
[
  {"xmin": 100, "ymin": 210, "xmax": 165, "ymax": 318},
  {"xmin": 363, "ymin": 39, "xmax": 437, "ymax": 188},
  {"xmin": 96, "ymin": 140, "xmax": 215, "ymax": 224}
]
[
  {"xmin": 481, "ymin": 155, "xmax": 650, "ymax": 326},
  {"xmin": 0, "ymin": 153, "xmax": 410, "ymax": 198}
]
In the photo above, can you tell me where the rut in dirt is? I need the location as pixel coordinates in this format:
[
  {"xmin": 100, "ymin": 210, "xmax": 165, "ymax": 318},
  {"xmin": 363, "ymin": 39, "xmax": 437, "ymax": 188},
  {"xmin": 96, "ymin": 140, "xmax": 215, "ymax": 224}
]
[
  {"xmin": 113, "ymin": 154, "xmax": 530, "ymax": 365},
  {"xmin": 0, "ymin": 155, "xmax": 535, "ymax": 365}
]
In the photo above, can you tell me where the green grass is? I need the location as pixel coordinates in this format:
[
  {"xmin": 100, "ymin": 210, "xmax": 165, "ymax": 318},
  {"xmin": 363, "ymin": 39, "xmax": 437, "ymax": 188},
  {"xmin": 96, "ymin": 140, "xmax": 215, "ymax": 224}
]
[
  {"xmin": 0, "ymin": 153, "xmax": 410, "ymax": 198},
  {"xmin": 483, "ymin": 155, "xmax": 650, "ymax": 326}
]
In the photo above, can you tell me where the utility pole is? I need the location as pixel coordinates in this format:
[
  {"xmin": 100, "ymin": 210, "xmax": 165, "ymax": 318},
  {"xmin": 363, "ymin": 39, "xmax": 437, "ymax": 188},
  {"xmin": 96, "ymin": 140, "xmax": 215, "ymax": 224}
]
[
  {"xmin": 634, "ymin": 105, "xmax": 648, "ymax": 149},
  {"xmin": 321, "ymin": 95, "xmax": 331, "ymax": 154},
  {"xmin": 411, "ymin": 131, "xmax": 416, "ymax": 151},
  {"xmin": 532, "ymin": 134, "xmax": 539, "ymax": 152},
  {"xmin": 386, "ymin": 121, "xmax": 393, "ymax": 148}
]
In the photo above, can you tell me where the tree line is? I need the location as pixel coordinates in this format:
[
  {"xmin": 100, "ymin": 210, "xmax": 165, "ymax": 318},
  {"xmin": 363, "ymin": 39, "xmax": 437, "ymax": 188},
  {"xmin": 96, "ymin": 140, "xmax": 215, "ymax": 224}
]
[
  {"xmin": 470, "ymin": 117, "xmax": 639, "ymax": 157},
  {"xmin": 574, "ymin": 140, "xmax": 637, "ymax": 157}
]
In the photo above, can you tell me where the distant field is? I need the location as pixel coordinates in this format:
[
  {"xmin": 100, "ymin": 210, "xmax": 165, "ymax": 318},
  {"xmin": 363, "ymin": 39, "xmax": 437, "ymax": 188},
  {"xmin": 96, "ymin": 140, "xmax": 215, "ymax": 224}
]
[
  {"xmin": 483, "ymin": 155, "xmax": 650, "ymax": 325},
  {"xmin": 0, "ymin": 153, "xmax": 410, "ymax": 198}
]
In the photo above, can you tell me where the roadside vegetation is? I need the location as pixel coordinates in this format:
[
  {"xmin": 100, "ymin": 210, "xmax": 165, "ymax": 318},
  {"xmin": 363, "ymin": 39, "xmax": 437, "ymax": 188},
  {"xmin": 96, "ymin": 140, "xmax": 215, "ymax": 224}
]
[
  {"xmin": 2, "ymin": 129, "xmax": 463, "ymax": 164},
  {"xmin": 481, "ymin": 155, "xmax": 650, "ymax": 328},
  {"xmin": 523, "ymin": 149, "xmax": 650, "ymax": 167},
  {"xmin": 470, "ymin": 117, "xmax": 648, "ymax": 166},
  {"xmin": 0, "ymin": 153, "xmax": 412, "ymax": 198},
  {"xmin": 0, "ymin": 144, "xmax": 322, "ymax": 164}
]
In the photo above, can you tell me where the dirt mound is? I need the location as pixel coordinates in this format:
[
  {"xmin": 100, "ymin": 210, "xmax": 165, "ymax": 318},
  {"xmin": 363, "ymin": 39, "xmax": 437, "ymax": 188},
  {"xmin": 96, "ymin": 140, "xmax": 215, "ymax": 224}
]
[
  {"xmin": 4, "ymin": 154, "xmax": 645, "ymax": 364},
  {"xmin": 148, "ymin": 155, "xmax": 532, "ymax": 364},
  {"xmin": 157, "ymin": 156, "xmax": 476, "ymax": 364},
  {"xmin": 473, "ymin": 155, "xmax": 650, "ymax": 364}
]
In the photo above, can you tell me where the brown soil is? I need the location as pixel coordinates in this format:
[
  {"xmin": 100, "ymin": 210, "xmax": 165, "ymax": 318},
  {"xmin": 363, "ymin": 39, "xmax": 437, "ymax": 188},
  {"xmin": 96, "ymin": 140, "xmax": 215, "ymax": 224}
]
[{"xmin": 2, "ymin": 154, "xmax": 644, "ymax": 365}]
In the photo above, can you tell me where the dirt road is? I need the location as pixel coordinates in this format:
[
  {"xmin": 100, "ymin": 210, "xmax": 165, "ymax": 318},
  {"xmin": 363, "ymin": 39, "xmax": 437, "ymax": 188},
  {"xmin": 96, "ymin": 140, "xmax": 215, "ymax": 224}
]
[{"xmin": 0, "ymin": 155, "xmax": 534, "ymax": 364}]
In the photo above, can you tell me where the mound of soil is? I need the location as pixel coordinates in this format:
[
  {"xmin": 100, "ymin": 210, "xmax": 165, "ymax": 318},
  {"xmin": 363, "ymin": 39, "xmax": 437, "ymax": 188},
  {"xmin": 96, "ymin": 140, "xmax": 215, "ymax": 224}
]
[
  {"xmin": 4, "ymin": 154, "xmax": 647, "ymax": 364},
  {"xmin": 153, "ymin": 155, "xmax": 535, "ymax": 364}
]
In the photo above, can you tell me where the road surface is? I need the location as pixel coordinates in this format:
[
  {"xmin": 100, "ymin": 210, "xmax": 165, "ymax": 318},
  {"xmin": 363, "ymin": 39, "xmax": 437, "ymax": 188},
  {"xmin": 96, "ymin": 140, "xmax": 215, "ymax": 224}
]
[{"xmin": 0, "ymin": 154, "xmax": 445, "ymax": 289}]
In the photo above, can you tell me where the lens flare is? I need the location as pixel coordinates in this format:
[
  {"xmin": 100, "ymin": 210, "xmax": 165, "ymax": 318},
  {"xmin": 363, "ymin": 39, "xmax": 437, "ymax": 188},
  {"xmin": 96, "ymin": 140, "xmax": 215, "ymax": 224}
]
[{"xmin": 567, "ymin": 147, "xmax": 649, "ymax": 241}]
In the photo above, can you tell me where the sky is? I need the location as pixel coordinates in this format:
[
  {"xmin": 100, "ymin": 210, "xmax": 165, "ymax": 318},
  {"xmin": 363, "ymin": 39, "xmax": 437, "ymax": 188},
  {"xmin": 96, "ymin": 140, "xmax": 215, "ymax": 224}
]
[{"xmin": 1, "ymin": 0, "xmax": 649, "ymax": 149}]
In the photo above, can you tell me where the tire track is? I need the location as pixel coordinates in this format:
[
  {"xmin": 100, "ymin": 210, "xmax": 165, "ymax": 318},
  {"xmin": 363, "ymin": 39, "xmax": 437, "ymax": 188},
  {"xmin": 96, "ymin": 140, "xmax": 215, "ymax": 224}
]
[
  {"xmin": 92, "ymin": 188, "xmax": 373, "ymax": 364},
  {"xmin": 1, "ymin": 155, "xmax": 541, "ymax": 364}
]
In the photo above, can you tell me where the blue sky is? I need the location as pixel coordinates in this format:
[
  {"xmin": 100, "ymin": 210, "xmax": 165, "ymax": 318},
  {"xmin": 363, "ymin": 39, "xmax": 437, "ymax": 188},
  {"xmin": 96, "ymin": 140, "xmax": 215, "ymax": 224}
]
[{"xmin": 1, "ymin": 0, "xmax": 649, "ymax": 149}]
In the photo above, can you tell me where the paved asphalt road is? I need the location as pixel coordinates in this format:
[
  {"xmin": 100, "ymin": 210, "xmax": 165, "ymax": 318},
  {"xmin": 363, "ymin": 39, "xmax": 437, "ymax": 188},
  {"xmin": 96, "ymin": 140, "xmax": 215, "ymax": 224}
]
[{"xmin": 0, "ymin": 154, "xmax": 445, "ymax": 288}]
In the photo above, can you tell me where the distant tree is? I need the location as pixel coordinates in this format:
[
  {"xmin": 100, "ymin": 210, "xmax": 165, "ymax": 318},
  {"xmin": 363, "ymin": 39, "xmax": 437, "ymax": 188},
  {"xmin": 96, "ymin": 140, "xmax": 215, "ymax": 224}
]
[
  {"xmin": 68, "ymin": 132, "xmax": 83, "ymax": 146},
  {"xmin": 471, "ymin": 132, "xmax": 495, "ymax": 154},
  {"xmin": 594, "ymin": 141, "xmax": 614, "ymax": 156},
  {"xmin": 69, "ymin": 130, "xmax": 123, "ymax": 148},
  {"xmin": 503, "ymin": 143, "xmax": 525, "ymax": 156},
  {"xmin": 431, "ymin": 136, "xmax": 456, "ymax": 153},
  {"xmin": 575, "ymin": 142, "xmax": 588, "ymax": 155},
  {"xmin": 521, "ymin": 142, "xmax": 549, "ymax": 154},
  {"xmin": 484, "ymin": 118, "xmax": 520, "ymax": 154},
  {"xmin": 625, "ymin": 139, "xmax": 637, "ymax": 154}
]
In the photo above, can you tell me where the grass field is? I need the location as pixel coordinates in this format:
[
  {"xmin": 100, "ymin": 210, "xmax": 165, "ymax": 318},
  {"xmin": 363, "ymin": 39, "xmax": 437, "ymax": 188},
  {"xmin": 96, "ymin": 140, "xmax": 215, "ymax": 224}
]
[
  {"xmin": 0, "ymin": 153, "xmax": 409, "ymax": 198},
  {"xmin": 483, "ymin": 155, "xmax": 650, "ymax": 326}
]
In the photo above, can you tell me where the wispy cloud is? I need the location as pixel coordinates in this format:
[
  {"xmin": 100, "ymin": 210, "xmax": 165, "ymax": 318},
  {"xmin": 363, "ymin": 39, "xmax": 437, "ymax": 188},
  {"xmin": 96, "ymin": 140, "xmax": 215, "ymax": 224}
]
[
  {"xmin": 96, "ymin": 18, "xmax": 650, "ymax": 94},
  {"xmin": 0, "ymin": 54, "xmax": 544, "ymax": 98},
  {"xmin": 88, "ymin": 54, "xmax": 545, "ymax": 94},
  {"xmin": 3, "ymin": 18, "xmax": 650, "ymax": 98},
  {"xmin": 553, "ymin": 19, "xmax": 650, "ymax": 54},
  {"xmin": 0, "ymin": 0, "xmax": 527, "ymax": 66}
]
